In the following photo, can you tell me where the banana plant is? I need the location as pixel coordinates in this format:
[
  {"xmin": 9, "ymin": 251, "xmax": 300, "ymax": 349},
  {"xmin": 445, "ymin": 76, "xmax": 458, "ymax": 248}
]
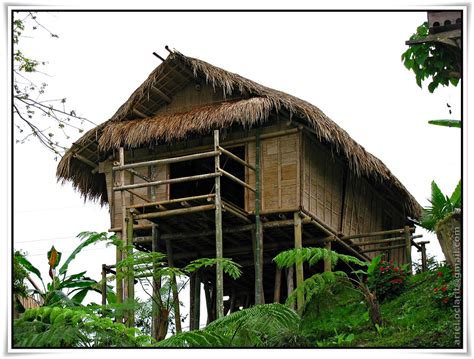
[{"xmin": 15, "ymin": 232, "xmax": 116, "ymax": 307}]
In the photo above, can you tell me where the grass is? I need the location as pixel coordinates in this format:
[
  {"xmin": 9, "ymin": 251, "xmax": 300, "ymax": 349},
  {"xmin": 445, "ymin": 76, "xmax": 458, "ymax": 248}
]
[{"xmin": 299, "ymin": 270, "xmax": 461, "ymax": 348}]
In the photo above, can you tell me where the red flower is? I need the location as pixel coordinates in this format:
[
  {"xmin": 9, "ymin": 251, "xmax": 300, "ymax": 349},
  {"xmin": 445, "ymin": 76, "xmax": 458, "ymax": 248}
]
[
  {"xmin": 434, "ymin": 287, "xmax": 439, "ymax": 292},
  {"xmin": 442, "ymin": 298, "xmax": 449, "ymax": 304},
  {"xmin": 437, "ymin": 271, "xmax": 443, "ymax": 277},
  {"xmin": 441, "ymin": 286, "xmax": 447, "ymax": 292},
  {"xmin": 394, "ymin": 267, "xmax": 399, "ymax": 272}
]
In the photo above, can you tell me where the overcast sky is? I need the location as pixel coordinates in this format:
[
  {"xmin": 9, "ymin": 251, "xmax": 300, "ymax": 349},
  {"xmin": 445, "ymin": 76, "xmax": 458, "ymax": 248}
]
[{"xmin": 7, "ymin": 7, "xmax": 465, "ymax": 338}]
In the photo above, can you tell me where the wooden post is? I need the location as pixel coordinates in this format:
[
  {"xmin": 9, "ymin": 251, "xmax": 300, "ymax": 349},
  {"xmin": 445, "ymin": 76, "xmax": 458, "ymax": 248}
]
[
  {"xmin": 420, "ymin": 243, "xmax": 427, "ymax": 272},
  {"xmin": 404, "ymin": 225, "xmax": 412, "ymax": 274},
  {"xmin": 324, "ymin": 241, "xmax": 332, "ymax": 272},
  {"xmin": 193, "ymin": 272, "xmax": 201, "ymax": 329},
  {"xmin": 229, "ymin": 287, "xmax": 236, "ymax": 314},
  {"xmin": 254, "ymin": 129, "xmax": 264, "ymax": 305},
  {"xmin": 214, "ymin": 130, "xmax": 224, "ymax": 319},
  {"xmin": 189, "ymin": 273, "xmax": 195, "ymax": 330},
  {"xmin": 165, "ymin": 239, "xmax": 182, "ymax": 333},
  {"xmin": 151, "ymin": 224, "xmax": 161, "ymax": 340},
  {"xmin": 116, "ymin": 147, "xmax": 126, "ymax": 324},
  {"xmin": 101, "ymin": 264, "xmax": 107, "ymax": 306},
  {"xmin": 274, "ymin": 266, "xmax": 282, "ymax": 303},
  {"xmin": 126, "ymin": 209, "xmax": 135, "ymax": 327},
  {"xmin": 294, "ymin": 212, "xmax": 304, "ymax": 312},
  {"xmin": 286, "ymin": 267, "xmax": 295, "ymax": 310}
]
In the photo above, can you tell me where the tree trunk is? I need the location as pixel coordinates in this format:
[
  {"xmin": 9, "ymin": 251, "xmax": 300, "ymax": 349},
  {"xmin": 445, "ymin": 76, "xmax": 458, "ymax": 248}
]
[
  {"xmin": 435, "ymin": 210, "xmax": 461, "ymax": 269},
  {"xmin": 155, "ymin": 308, "xmax": 169, "ymax": 341}
]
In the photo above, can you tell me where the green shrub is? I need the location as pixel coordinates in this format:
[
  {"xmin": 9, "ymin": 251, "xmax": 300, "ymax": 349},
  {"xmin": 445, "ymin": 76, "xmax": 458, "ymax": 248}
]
[{"xmin": 367, "ymin": 259, "xmax": 407, "ymax": 302}]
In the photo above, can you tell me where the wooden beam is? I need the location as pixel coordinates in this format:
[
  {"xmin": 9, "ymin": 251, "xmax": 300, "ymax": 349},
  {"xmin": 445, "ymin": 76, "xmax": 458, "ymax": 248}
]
[
  {"xmin": 294, "ymin": 212, "xmax": 304, "ymax": 312},
  {"xmin": 350, "ymin": 237, "xmax": 404, "ymax": 247},
  {"xmin": 128, "ymin": 194, "xmax": 215, "ymax": 209},
  {"xmin": 150, "ymin": 85, "xmax": 172, "ymax": 103},
  {"xmin": 341, "ymin": 227, "xmax": 415, "ymax": 241},
  {"xmin": 218, "ymin": 145, "xmax": 256, "ymax": 171},
  {"xmin": 113, "ymin": 150, "xmax": 219, "ymax": 171},
  {"xmin": 151, "ymin": 224, "xmax": 162, "ymax": 340},
  {"xmin": 165, "ymin": 239, "xmax": 182, "ymax": 333},
  {"xmin": 254, "ymin": 129, "xmax": 264, "ymax": 305},
  {"xmin": 220, "ymin": 168, "xmax": 256, "ymax": 192},
  {"xmin": 360, "ymin": 244, "xmax": 406, "ymax": 254},
  {"xmin": 126, "ymin": 210, "xmax": 135, "ymax": 328},
  {"xmin": 114, "ymin": 172, "xmax": 219, "ymax": 192},
  {"xmin": 273, "ymin": 266, "xmax": 282, "ymax": 303},
  {"xmin": 404, "ymin": 225, "xmax": 413, "ymax": 273},
  {"xmin": 324, "ymin": 241, "xmax": 332, "ymax": 272},
  {"xmin": 221, "ymin": 202, "xmax": 251, "ymax": 223},
  {"xmin": 193, "ymin": 272, "xmax": 201, "ymax": 329},
  {"xmin": 214, "ymin": 130, "xmax": 224, "ymax": 320},
  {"xmin": 101, "ymin": 264, "xmax": 107, "ymax": 306},
  {"xmin": 134, "ymin": 204, "xmax": 215, "ymax": 220}
]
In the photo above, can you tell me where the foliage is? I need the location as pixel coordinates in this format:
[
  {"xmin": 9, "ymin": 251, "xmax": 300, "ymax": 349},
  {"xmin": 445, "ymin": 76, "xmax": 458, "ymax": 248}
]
[
  {"xmin": 13, "ymin": 305, "xmax": 153, "ymax": 347},
  {"xmin": 413, "ymin": 254, "xmax": 441, "ymax": 274},
  {"xmin": 13, "ymin": 250, "xmax": 29, "ymax": 298},
  {"xmin": 316, "ymin": 329, "xmax": 355, "ymax": 347},
  {"xmin": 402, "ymin": 22, "xmax": 461, "ymax": 93},
  {"xmin": 273, "ymin": 247, "xmax": 366, "ymax": 270},
  {"xmin": 432, "ymin": 266, "xmax": 458, "ymax": 307},
  {"xmin": 13, "ymin": 12, "xmax": 95, "ymax": 156},
  {"xmin": 428, "ymin": 119, "xmax": 461, "ymax": 128},
  {"xmin": 15, "ymin": 231, "xmax": 115, "ymax": 306},
  {"xmin": 156, "ymin": 303, "xmax": 306, "ymax": 348},
  {"xmin": 420, "ymin": 180, "xmax": 461, "ymax": 232},
  {"xmin": 367, "ymin": 258, "xmax": 409, "ymax": 302}
]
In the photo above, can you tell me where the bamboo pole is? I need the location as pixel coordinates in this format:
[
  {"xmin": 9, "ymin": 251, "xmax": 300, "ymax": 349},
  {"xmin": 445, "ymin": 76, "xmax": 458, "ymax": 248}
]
[
  {"xmin": 189, "ymin": 273, "xmax": 196, "ymax": 331},
  {"xmin": 116, "ymin": 148, "xmax": 126, "ymax": 323},
  {"xmin": 219, "ymin": 168, "xmax": 256, "ymax": 192},
  {"xmin": 341, "ymin": 227, "xmax": 415, "ymax": 241},
  {"xmin": 126, "ymin": 210, "xmax": 135, "ymax": 328},
  {"xmin": 294, "ymin": 212, "xmax": 304, "ymax": 312},
  {"xmin": 214, "ymin": 130, "xmax": 224, "ymax": 319},
  {"xmin": 350, "ymin": 237, "xmax": 405, "ymax": 247},
  {"xmin": 287, "ymin": 267, "xmax": 295, "ymax": 310},
  {"xmin": 420, "ymin": 243, "xmax": 428, "ymax": 272},
  {"xmin": 134, "ymin": 204, "xmax": 215, "ymax": 220},
  {"xmin": 324, "ymin": 241, "xmax": 332, "ymax": 272},
  {"xmin": 404, "ymin": 225, "xmax": 413, "ymax": 273},
  {"xmin": 360, "ymin": 244, "xmax": 406, "ymax": 254},
  {"xmin": 194, "ymin": 272, "xmax": 201, "ymax": 329},
  {"xmin": 254, "ymin": 129, "xmax": 264, "ymax": 305},
  {"xmin": 151, "ymin": 224, "xmax": 161, "ymax": 340},
  {"xmin": 127, "ymin": 194, "xmax": 215, "ymax": 210},
  {"xmin": 218, "ymin": 145, "xmax": 256, "ymax": 171},
  {"xmin": 114, "ymin": 172, "xmax": 219, "ymax": 192},
  {"xmin": 273, "ymin": 266, "xmax": 282, "ymax": 303},
  {"xmin": 113, "ymin": 150, "xmax": 219, "ymax": 171},
  {"xmin": 165, "ymin": 239, "xmax": 182, "ymax": 333},
  {"xmin": 101, "ymin": 264, "xmax": 107, "ymax": 306}
]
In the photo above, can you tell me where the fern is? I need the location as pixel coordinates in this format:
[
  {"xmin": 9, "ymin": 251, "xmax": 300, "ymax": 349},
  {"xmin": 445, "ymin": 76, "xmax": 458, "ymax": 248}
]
[
  {"xmin": 156, "ymin": 330, "xmax": 230, "ymax": 347},
  {"xmin": 273, "ymin": 247, "xmax": 366, "ymax": 270},
  {"xmin": 184, "ymin": 258, "xmax": 242, "ymax": 280},
  {"xmin": 285, "ymin": 271, "xmax": 348, "ymax": 308}
]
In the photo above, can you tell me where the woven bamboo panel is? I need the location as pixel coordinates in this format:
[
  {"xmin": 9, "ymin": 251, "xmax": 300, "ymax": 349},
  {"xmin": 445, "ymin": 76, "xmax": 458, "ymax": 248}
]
[
  {"xmin": 246, "ymin": 133, "xmax": 299, "ymax": 212},
  {"xmin": 301, "ymin": 136, "xmax": 344, "ymax": 231}
]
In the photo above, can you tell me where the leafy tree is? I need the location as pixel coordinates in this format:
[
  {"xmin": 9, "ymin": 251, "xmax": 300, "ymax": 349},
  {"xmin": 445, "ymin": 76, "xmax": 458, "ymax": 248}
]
[
  {"xmin": 14, "ymin": 232, "xmax": 115, "ymax": 307},
  {"xmin": 402, "ymin": 22, "xmax": 461, "ymax": 93},
  {"xmin": 13, "ymin": 12, "xmax": 95, "ymax": 156},
  {"xmin": 420, "ymin": 180, "xmax": 461, "ymax": 232}
]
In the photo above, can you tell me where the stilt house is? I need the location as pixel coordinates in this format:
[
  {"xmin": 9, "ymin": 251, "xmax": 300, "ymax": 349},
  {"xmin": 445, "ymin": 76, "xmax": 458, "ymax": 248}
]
[{"xmin": 57, "ymin": 50, "xmax": 422, "ymax": 324}]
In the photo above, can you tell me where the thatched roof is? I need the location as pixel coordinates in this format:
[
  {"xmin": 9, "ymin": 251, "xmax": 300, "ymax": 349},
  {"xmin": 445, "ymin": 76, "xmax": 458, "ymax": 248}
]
[{"xmin": 57, "ymin": 50, "xmax": 422, "ymax": 218}]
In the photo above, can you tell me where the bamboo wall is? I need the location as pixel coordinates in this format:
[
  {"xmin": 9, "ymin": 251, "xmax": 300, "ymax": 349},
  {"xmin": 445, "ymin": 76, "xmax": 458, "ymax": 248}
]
[
  {"xmin": 245, "ymin": 132, "xmax": 300, "ymax": 213},
  {"xmin": 301, "ymin": 135, "xmax": 344, "ymax": 231}
]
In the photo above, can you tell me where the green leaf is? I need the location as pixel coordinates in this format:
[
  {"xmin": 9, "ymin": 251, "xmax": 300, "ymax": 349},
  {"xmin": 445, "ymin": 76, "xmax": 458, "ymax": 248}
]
[
  {"xmin": 70, "ymin": 288, "xmax": 89, "ymax": 304},
  {"xmin": 428, "ymin": 81, "xmax": 438, "ymax": 93},
  {"xmin": 450, "ymin": 180, "xmax": 461, "ymax": 208},
  {"xmin": 15, "ymin": 253, "xmax": 42, "ymax": 281},
  {"xmin": 367, "ymin": 255, "xmax": 383, "ymax": 276},
  {"xmin": 428, "ymin": 119, "xmax": 461, "ymax": 128},
  {"xmin": 58, "ymin": 232, "xmax": 108, "ymax": 276}
]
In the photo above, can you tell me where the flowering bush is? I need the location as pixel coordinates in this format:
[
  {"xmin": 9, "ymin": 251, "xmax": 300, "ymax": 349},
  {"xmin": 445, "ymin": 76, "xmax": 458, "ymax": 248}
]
[
  {"xmin": 432, "ymin": 266, "xmax": 456, "ymax": 306},
  {"xmin": 367, "ymin": 259, "xmax": 408, "ymax": 302}
]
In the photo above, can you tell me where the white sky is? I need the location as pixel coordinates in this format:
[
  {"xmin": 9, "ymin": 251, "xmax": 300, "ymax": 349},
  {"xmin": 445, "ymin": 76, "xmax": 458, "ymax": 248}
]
[{"xmin": 3, "ymin": 4, "xmax": 469, "ymax": 352}]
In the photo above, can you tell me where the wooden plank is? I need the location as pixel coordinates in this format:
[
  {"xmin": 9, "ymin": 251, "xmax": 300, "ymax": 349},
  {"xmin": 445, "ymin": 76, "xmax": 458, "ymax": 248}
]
[
  {"xmin": 214, "ymin": 130, "xmax": 224, "ymax": 319},
  {"xmin": 128, "ymin": 194, "xmax": 215, "ymax": 209},
  {"xmin": 294, "ymin": 212, "xmax": 304, "ymax": 312},
  {"xmin": 341, "ymin": 227, "xmax": 415, "ymax": 241},
  {"xmin": 350, "ymin": 237, "xmax": 405, "ymax": 247}
]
